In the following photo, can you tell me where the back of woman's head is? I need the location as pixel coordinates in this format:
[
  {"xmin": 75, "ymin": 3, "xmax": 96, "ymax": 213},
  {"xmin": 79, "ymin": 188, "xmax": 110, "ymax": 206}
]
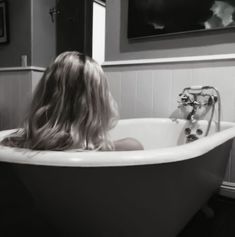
[{"xmin": 2, "ymin": 51, "xmax": 118, "ymax": 150}]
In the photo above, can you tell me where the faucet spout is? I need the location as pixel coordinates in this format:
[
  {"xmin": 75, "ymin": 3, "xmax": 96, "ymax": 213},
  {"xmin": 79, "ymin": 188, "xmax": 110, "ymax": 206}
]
[{"xmin": 187, "ymin": 107, "xmax": 197, "ymax": 123}]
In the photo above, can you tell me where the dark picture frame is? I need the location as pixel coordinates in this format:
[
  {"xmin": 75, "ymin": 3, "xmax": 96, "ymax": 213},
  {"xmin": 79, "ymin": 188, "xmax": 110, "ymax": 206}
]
[
  {"xmin": 128, "ymin": 0, "xmax": 235, "ymax": 39},
  {"xmin": 0, "ymin": 1, "xmax": 8, "ymax": 43}
]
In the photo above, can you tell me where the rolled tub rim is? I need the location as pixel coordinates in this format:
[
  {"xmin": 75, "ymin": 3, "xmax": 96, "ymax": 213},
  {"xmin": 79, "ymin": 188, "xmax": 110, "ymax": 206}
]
[{"xmin": 0, "ymin": 118, "xmax": 234, "ymax": 167}]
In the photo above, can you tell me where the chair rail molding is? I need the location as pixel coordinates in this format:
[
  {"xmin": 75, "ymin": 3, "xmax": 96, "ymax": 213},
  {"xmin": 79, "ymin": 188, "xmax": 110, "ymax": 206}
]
[
  {"xmin": 0, "ymin": 66, "xmax": 46, "ymax": 72},
  {"xmin": 102, "ymin": 54, "xmax": 235, "ymax": 67}
]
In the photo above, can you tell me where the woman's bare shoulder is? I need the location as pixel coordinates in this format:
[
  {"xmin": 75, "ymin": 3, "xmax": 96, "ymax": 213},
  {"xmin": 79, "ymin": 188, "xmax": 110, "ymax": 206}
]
[{"xmin": 113, "ymin": 137, "xmax": 144, "ymax": 151}]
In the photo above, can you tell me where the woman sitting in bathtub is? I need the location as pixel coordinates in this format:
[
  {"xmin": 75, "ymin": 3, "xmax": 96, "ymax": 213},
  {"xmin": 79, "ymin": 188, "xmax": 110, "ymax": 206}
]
[{"xmin": 1, "ymin": 51, "xmax": 143, "ymax": 151}]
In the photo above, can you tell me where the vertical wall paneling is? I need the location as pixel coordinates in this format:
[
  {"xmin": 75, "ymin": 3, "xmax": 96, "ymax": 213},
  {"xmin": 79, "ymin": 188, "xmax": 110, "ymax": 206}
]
[
  {"xmin": 32, "ymin": 71, "xmax": 44, "ymax": 93},
  {"xmin": 192, "ymin": 64, "xmax": 235, "ymax": 122},
  {"xmin": 104, "ymin": 62, "xmax": 235, "ymax": 123},
  {"xmin": 152, "ymin": 69, "xmax": 173, "ymax": 118},
  {"xmin": 0, "ymin": 71, "xmax": 31, "ymax": 129},
  {"xmin": 120, "ymin": 71, "xmax": 137, "ymax": 118},
  {"xmin": 0, "ymin": 69, "xmax": 43, "ymax": 130},
  {"xmin": 106, "ymin": 71, "xmax": 122, "ymax": 111},
  {"xmin": 135, "ymin": 70, "xmax": 153, "ymax": 118},
  {"xmin": 171, "ymin": 67, "xmax": 193, "ymax": 116}
]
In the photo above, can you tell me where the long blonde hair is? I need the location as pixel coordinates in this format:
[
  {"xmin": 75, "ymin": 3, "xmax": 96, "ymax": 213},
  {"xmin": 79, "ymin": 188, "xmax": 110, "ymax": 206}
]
[{"xmin": 2, "ymin": 51, "xmax": 118, "ymax": 151}]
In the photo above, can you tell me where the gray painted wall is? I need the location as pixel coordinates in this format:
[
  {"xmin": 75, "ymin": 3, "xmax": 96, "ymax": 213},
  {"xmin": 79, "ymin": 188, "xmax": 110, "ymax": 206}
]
[
  {"xmin": 31, "ymin": 0, "xmax": 56, "ymax": 67},
  {"xmin": 105, "ymin": 0, "xmax": 235, "ymax": 61},
  {"xmin": 0, "ymin": 0, "xmax": 56, "ymax": 68},
  {"xmin": 0, "ymin": 0, "xmax": 31, "ymax": 67}
]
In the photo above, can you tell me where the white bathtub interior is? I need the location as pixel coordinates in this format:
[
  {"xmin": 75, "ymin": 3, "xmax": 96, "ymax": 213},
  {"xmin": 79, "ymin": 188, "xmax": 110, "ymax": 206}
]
[{"xmin": 109, "ymin": 118, "xmax": 235, "ymax": 150}]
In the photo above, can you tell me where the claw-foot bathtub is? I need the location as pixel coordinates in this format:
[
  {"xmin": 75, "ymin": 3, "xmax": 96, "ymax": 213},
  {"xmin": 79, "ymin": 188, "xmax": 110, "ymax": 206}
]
[{"xmin": 0, "ymin": 118, "xmax": 235, "ymax": 237}]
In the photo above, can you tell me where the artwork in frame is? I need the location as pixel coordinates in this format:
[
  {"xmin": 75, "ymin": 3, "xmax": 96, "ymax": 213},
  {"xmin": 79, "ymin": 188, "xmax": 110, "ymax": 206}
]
[
  {"xmin": 0, "ymin": 1, "xmax": 8, "ymax": 43},
  {"xmin": 128, "ymin": 0, "xmax": 235, "ymax": 39}
]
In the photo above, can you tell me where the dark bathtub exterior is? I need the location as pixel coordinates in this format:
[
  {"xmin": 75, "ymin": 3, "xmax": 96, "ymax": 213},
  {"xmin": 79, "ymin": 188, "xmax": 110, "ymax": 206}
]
[{"xmin": 0, "ymin": 139, "xmax": 232, "ymax": 237}]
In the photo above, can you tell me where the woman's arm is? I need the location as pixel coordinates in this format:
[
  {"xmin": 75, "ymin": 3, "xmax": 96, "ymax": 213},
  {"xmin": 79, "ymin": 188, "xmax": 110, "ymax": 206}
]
[{"xmin": 113, "ymin": 137, "xmax": 144, "ymax": 151}]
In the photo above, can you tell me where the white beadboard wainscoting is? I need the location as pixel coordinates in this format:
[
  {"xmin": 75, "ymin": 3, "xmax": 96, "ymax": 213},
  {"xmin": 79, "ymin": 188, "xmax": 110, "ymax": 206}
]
[
  {"xmin": 0, "ymin": 67, "xmax": 44, "ymax": 130},
  {"xmin": 103, "ymin": 58, "xmax": 235, "ymax": 196}
]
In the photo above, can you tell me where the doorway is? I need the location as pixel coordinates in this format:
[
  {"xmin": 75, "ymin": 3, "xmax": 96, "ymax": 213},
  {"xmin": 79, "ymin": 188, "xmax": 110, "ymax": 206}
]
[{"xmin": 56, "ymin": 0, "xmax": 93, "ymax": 56}]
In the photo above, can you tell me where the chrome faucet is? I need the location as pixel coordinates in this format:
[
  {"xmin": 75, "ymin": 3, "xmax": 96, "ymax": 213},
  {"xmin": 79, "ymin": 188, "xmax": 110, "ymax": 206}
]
[
  {"xmin": 186, "ymin": 104, "xmax": 197, "ymax": 123},
  {"xmin": 178, "ymin": 86, "xmax": 221, "ymax": 142},
  {"xmin": 179, "ymin": 91, "xmax": 201, "ymax": 123}
]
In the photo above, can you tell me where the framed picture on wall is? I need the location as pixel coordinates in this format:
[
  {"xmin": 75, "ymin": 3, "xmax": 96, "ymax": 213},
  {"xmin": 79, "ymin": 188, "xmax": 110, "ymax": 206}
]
[
  {"xmin": 0, "ymin": 1, "xmax": 8, "ymax": 43},
  {"xmin": 128, "ymin": 0, "xmax": 235, "ymax": 39}
]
